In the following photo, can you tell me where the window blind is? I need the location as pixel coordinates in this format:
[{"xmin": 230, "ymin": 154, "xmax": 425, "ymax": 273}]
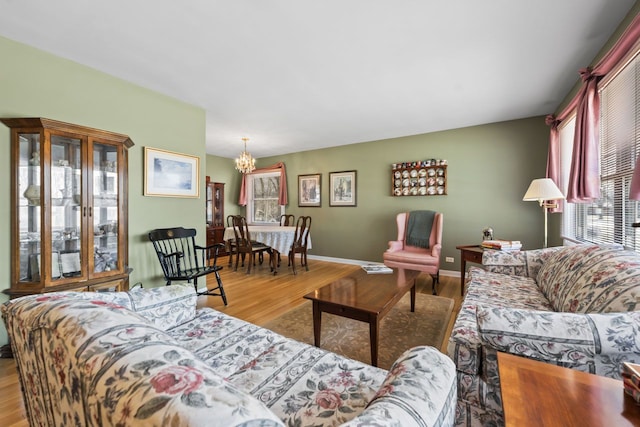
[{"xmin": 564, "ymin": 52, "xmax": 640, "ymax": 249}]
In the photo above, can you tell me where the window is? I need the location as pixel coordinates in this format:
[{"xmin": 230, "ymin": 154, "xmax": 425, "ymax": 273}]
[
  {"xmin": 246, "ymin": 171, "xmax": 284, "ymax": 224},
  {"xmin": 562, "ymin": 51, "xmax": 640, "ymax": 250}
]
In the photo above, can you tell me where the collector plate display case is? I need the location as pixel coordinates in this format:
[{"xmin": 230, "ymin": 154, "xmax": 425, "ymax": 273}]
[
  {"xmin": 2, "ymin": 117, "xmax": 134, "ymax": 297},
  {"xmin": 391, "ymin": 159, "xmax": 448, "ymax": 197}
]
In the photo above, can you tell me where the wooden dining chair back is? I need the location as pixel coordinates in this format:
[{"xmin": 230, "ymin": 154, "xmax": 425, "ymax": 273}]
[
  {"xmin": 232, "ymin": 216, "xmax": 273, "ymax": 274},
  {"xmin": 288, "ymin": 216, "xmax": 312, "ymax": 275},
  {"xmin": 148, "ymin": 226, "xmax": 227, "ymax": 305},
  {"xmin": 279, "ymin": 214, "xmax": 295, "ymax": 226},
  {"xmin": 225, "ymin": 215, "xmax": 242, "ymax": 266}
]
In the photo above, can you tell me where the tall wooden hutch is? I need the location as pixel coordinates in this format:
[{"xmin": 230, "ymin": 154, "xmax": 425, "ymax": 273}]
[
  {"xmin": 206, "ymin": 177, "xmax": 226, "ymax": 254},
  {"xmin": 2, "ymin": 118, "xmax": 133, "ymax": 297}
]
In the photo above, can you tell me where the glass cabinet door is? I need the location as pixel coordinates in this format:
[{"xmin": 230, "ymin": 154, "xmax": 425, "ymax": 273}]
[
  {"xmin": 17, "ymin": 133, "xmax": 41, "ymax": 283},
  {"xmin": 50, "ymin": 135, "xmax": 83, "ymax": 280},
  {"xmin": 92, "ymin": 142, "xmax": 119, "ymax": 273}
]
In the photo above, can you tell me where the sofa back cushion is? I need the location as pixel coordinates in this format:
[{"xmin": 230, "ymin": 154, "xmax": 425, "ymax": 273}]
[{"xmin": 537, "ymin": 244, "xmax": 640, "ymax": 313}]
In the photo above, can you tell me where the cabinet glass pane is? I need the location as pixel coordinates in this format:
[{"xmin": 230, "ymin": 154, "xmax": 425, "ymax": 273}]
[
  {"xmin": 93, "ymin": 143, "xmax": 118, "ymax": 273},
  {"xmin": 206, "ymin": 184, "xmax": 213, "ymax": 224},
  {"xmin": 51, "ymin": 135, "xmax": 82, "ymax": 279},
  {"xmin": 18, "ymin": 133, "xmax": 41, "ymax": 282}
]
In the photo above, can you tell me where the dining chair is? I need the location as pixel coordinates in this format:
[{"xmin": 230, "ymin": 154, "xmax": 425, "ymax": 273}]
[
  {"xmin": 226, "ymin": 215, "xmax": 242, "ymax": 266},
  {"xmin": 279, "ymin": 214, "xmax": 295, "ymax": 226},
  {"xmin": 148, "ymin": 226, "xmax": 227, "ymax": 305},
  {"xmin": 288, "ymin": 216, "xmax": 312, "ymax": 275},
  {"xmin": 382, "ymin": 211, "xmax": 443, "ymax": 294},
  {"xmin": 232, "ymin": 216, "xmax": 273, "ymax": 274}
]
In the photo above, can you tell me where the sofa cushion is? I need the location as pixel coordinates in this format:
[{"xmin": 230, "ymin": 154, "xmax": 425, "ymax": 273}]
[
  {"xmin": 128, "ymin": 283, "xmax": 197, "ymax": 330},
  {"xmin": 447, "ymin": 267, "xmax": 553, "ymax": 376},
  {"xmin": 342, "ymin": 346, "xmax": 457, "ymax": 427},
  {"xmin": 477, "ymin": 306, "xmax": 640, "ymax": 379},
  {"xmin": 537, "ymin": 245, "xmax": 639, "ymax": 313}
]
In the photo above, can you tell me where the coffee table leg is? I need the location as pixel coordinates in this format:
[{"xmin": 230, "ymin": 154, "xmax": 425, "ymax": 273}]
[
  {"xmin": 410, "ymin": 280, "xmax": 416, "ymax": 312},
  {"xmin": 370, "ymin": 317, "xmax": 379, "ymax": 367},
  {"xmin": 312, "ymin": 301, "xmax": 321, "ymax": 347}
]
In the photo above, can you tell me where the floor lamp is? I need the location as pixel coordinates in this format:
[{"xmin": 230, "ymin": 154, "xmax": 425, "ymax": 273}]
[{"xmin": 523, "ymin": 178, "xmax": 565, "ymax": 248}]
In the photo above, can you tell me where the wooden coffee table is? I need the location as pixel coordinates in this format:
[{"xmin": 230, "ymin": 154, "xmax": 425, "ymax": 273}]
[
  {"xmin": 303, "ymin": 268, "xmax": 420, "ymax": 367},
  {"xmin": 499, "ymin": 352, "xmax": 640, "ymax": 426}
]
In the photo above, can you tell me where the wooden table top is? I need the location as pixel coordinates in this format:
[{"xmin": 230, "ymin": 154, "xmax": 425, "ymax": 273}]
[
  {"xmin": 303, "ymin": 268, "xmax": 419, "ymax": 315},
  {"xmin": 498, "ymin": 352, "xmax": 640, "ymax": 427}
]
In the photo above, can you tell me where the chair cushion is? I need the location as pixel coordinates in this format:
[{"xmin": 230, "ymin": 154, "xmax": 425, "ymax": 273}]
[
  {"xmin": 537, "ymin": 244, "xmax": 639, "ymax": 313},
  {"xmin": 383, "ymin": 250, "xmax": 438, "ymax": 265}
]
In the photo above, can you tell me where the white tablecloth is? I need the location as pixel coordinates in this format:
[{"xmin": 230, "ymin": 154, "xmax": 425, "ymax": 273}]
[{"xmin": 223, "ymin": 225, "xmax": 312, "ymax": 255}]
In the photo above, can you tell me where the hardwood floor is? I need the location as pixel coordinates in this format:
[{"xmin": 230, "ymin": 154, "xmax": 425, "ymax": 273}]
[{"xmin": 0, "ymin": 257, "xmax": 463, "ymax": 426}]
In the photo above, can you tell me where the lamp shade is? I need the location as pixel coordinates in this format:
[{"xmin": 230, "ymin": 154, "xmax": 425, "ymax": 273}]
[{"xmin": 523, "ymin": 178, "xmax": 565, "ymax": 203}]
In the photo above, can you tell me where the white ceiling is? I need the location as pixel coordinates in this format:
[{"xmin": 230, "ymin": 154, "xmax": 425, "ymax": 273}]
[{"xmin": 0, "ymin": 1, "xmax": 636, "ymax": 159}]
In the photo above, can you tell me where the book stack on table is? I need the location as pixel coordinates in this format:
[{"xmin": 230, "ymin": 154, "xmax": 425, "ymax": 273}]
[
  {"xmin": 622, "ymin": 362, "xmax": 640, "ymax": 403},
  {"xmin": 481, "ymin": 240, "xmax": 522, "ymax": 251}
]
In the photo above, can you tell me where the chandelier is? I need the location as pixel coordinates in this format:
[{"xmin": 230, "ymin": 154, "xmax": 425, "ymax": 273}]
[{"xmin": 235, "ymin": 137, "xmax": 256, "ymax": 174}]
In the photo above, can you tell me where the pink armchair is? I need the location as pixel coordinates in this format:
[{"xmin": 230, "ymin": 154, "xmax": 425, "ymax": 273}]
[{"xmin": 383, "ymin": 211, "xmax": 443, "ymax": 294}]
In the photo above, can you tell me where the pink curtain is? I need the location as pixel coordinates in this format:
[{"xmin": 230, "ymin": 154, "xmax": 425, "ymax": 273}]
[
  {"xmin": 238, "ymin": 162, "xmax": 288, "ymax": 206},
  {"xmin": 546, "ymin": 14, "xmax": 640, "ymax": 202},
  {"xmin": 545, "ymin": 115, "xmax": 563, "ymax": 212},
  {"xmin": 566, "ymin": 68, "xmax": 601, "ymax": 202}
]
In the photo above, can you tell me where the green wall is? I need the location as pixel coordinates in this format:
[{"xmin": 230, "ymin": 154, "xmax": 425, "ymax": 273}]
[
  {"xmin": 210, "ymin": 116, "xmax": 554, "ymax": 267},
  {"xmin": 0, "ymin": 35, "xmax": 208, "ymax": 345}
]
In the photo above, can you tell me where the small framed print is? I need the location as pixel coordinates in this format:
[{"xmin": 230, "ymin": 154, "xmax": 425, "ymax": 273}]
[
  {"xmin": 329, "ymin": 170, "xmax": 357, "ymax": 207},
  {"xmin": 144, "ymin": 147, "xmax": 200, "ymax": 198},
  {"xmin": 298, "ymin": 173, "xmax": 321, "ymax": 207}
]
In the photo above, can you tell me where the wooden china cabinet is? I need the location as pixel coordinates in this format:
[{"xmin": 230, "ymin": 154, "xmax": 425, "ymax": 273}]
[
  {"xmin": 1, "ymin": 117, "xmax": 134, "ymax": 298},
  {"xmin": 206, "ymin": 177, "xmax": 226, "ymax": 255}
]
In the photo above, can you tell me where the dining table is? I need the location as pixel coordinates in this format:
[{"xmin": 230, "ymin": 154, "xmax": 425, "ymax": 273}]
[{"xmin": 223, "ymin": 225, "xmax": 312, "ymax": 274}]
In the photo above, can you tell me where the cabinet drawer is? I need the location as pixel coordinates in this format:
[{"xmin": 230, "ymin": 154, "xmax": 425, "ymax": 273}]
[{"xmin": 89, "ymin": 279, "xmax": 125, "ymax": 293}]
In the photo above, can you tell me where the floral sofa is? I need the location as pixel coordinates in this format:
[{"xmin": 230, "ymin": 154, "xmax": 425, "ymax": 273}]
[
  {"xmin": 2, "ymin": 283, "xmax": 457, "ymax": 427},
  {"xmin": 447, "ymin": 244, "xmax": 640, "ymax": 427}
]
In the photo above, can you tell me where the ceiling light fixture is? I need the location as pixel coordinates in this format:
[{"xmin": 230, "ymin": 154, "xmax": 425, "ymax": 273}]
[{"xmin": 235, "ymin": 137, "xmax": 256, "ymax": 174}]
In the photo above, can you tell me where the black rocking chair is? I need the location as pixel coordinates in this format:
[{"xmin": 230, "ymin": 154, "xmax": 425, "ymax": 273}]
[{"xmin": 148, "ymin": 227, "xmax": 227, "ymax": 305}]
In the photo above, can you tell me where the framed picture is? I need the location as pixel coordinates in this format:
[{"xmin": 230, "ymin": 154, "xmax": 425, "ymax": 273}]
[
  {"xmin": 298, "ymin": 173, "xmax": 321, "ymax": 207},
  {"xmin": 329, "ymin": 170, "xmax": 357, "ymax": 206},
  {"xmin": 144, "ymin": 147, "xmax": 200, "ymax": 198}
]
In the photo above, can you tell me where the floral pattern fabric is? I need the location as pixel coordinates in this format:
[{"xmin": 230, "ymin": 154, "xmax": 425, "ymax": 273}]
[
  {"xmin": 3, "ymin": 285, "xmax": 457, "ymax": 427},
  {"xmin": 447, "ymin": 244, "xmax": 640, "ymax": 427}
]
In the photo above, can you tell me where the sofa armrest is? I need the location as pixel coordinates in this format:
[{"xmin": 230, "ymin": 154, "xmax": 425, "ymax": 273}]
[
  {"xmin": 342, "ymin": 346, "xmax": 456, "ymax": 427},
  {"xmin": 482, "ymin": 246, "xmax": 563, "ymax": 278},
  {"xmin": 127, "ymin": 283, "xmax": 197, "ymax": 330},
  {"xmin": 477, "ymin": 307, "xmax": 640, "ymax": 379}
]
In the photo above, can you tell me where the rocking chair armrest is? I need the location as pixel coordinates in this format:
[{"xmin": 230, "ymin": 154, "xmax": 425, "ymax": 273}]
[{"xmin": 159, "ymin": 250, "xmax": 184, "ymax": 260}]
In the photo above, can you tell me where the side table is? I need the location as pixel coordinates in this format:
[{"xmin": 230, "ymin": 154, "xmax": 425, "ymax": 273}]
[
  {"xmin": 498, "ymin": 352, "xmax": 640, "ymax": 427},
  {"xmin": 455, "ymin": 245, "xmax": 484, "ymax": 295}
]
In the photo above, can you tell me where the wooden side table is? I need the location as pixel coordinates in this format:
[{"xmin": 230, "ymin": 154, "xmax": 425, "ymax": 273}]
[
  {"xmin": 498, "ymin": 352, "xmax": 640, "ymax": 427},
  {"xmin": 456, "ymin": 245, "xmax": 484, "ymax": 295}
]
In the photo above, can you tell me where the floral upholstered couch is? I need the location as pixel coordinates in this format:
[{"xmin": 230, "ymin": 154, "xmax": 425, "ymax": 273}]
[
  {"xmin": 447, "ymin": 244, "xmax": 640, "ymax": 427},
  {"xmin": 2, "ymin": 283, "xmax": 457, "ymax": 427}
]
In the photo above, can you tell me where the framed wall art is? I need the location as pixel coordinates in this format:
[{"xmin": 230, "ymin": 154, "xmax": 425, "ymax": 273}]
[
  {"xmin": 298, "ymin": 173, "xmax": 321, "ymax": 207},
  {"xmin": 144, "ymin": 147, "xmax": 200, "ymax": 198},
  {"xmin": 329, "ymin": 170, "xmax": 357, "ymax": 206}
]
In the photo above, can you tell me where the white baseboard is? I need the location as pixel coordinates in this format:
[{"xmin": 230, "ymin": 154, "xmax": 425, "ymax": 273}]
[{"xmin": 306, "ymin": 254, "xmax": 461, "ymax": 278}]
